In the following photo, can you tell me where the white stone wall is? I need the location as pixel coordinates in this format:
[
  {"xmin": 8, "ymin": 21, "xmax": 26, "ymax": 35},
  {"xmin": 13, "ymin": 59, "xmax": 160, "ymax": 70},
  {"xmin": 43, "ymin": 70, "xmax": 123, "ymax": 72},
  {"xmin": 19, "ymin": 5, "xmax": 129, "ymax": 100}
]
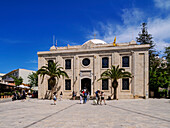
[
  {"xmin": 19, "ymin": 69, "xmax": 35, "ymax": 84},
  {"xmin": 38, "ymin": 42, "xmax": 149, "ymax": 99}
]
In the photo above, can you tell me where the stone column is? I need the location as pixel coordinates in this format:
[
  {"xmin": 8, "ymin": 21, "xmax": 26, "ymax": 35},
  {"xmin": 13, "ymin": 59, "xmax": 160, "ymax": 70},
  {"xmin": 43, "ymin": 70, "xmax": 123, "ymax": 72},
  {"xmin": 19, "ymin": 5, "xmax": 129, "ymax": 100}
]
[
  {"xmin": 93, "ymin": 55, "xmax": 99, "ymax": 95},
  {"xmin": 38, "ymin": 56, "xmax": 46, "ymax": 99},
  {"xmin": 132, "ymin": 51, "xmax": 136, "ymax": 98},
  {"xmin": 75, "ymin": 56, "xmax": 79, "ymax": 95},
  {"xmin": 144, "ymin": 51, "xmax": 149, "ymax": 98}
]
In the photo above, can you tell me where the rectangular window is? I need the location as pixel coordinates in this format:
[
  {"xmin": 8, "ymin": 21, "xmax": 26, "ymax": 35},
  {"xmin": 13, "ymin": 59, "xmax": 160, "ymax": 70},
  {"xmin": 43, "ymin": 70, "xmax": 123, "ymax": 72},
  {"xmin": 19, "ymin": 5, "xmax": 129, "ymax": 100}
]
[
  {"xmin": 65, "ymin": 59, "xmax": 71, "ymax": 69},
  {"xmin": 122, "ymin": 78, "xmax": 129, "ymax": 90},
  {"xmin": 102, "ymin": 57, "xmax": 109, "ymax": 68},
  {"xmin": 65, "ymin": 79, "xmax": 71, "ymax": 90},
  {"xmin": 122, "ymin": 56, "xmax": 129, "ymax": 67},
  {"xmin": 48, "ymin": 60, "xmax": 54, "ymax": 67},
  {"xmin": 102, "ymin": 79, "xmax": 109, "ymax": 90}
]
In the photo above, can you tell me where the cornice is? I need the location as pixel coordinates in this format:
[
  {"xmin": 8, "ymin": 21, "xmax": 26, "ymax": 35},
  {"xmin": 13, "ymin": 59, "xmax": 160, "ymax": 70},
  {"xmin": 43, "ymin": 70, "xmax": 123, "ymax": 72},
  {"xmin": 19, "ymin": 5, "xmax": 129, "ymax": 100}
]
[{"xmin": 37, "ymin": 44, "xmax": 150, "ymax": 56}]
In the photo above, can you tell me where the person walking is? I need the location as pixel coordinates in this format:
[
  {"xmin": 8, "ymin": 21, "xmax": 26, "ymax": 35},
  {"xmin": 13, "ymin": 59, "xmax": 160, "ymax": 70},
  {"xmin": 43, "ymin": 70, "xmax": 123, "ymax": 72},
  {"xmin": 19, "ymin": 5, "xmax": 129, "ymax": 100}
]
[
  {"xmin": 100, "ymin": 91, "xmax": 106, "ymax": 105},
  {"xmin": 96, "ymin": 89, "xmax": 100, "ymax": 105},
  {"xmin": 53, "ymin": 92, "xmax": 57, "ymax": 105},
  {"xmin": 84, "ymin": 91, "xmax": 87, "ymax": 104},
  {"xmin": 80, "ymin": 91, "xmax": 83, "ymax": 104},
  {"xmin": 22, "ymin": 90, "xmax": 26, "ymax": 101}
]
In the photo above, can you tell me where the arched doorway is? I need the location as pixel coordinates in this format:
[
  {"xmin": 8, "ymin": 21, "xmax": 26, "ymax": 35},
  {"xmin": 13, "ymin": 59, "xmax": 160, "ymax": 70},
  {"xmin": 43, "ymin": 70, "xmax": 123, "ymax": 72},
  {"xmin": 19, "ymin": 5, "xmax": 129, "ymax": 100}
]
[{"xmin": 81, "ymin": 78, "xmax": 91, "ymax": 95}]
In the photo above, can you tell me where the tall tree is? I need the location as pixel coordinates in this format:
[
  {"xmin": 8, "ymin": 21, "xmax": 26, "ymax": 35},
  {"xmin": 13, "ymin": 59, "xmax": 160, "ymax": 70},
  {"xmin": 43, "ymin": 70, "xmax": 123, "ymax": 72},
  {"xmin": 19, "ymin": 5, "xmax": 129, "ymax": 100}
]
[
  {"xmin": 164, "ymin": 46, "xmax": 170, "ymax": 92},
  {"xmin": 28, "ymin": 72, "xmax": 38, "ymax": 88},
  {"xmin": 98, "ymin": 65, "xmax": 131, "ymax": 100},
  {"xmin": 136, "ymin": 23, "xmax": 155, "ymax": 48},
  {"xmin": 10, "ymin": 76, "xmax": 23, "ymax": 86},
  {"xmin": 37, "ymin": 61, "xmax": 69, "ymax": 99}
]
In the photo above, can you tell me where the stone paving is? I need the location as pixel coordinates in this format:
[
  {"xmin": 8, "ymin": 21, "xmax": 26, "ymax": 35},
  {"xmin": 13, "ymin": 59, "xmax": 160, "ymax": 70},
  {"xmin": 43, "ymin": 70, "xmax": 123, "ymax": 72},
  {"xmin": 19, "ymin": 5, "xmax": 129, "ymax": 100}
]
[{"xmin": 0, "ymin": 98, "xmax": 170, "ymax": 128}]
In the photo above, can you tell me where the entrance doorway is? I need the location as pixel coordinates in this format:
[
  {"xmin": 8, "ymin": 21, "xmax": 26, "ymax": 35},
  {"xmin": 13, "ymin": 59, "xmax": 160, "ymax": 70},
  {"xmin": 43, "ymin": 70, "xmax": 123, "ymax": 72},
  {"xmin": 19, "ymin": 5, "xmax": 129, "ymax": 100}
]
[{"xmin": 81, "ymin": 78, "xmax": 91, "ymax": 95}]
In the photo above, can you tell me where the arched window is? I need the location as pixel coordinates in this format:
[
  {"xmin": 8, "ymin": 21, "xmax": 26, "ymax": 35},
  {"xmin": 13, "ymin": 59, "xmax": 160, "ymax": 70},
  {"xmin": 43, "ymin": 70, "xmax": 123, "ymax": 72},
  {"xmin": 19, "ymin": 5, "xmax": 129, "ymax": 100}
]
[
  {"xmin": 102, "ymin": 57, "xmax": 109, "ymax": 68},
  {"xmin": 122, "ymin": 56, "xmax": 129, "ymax": 67}
]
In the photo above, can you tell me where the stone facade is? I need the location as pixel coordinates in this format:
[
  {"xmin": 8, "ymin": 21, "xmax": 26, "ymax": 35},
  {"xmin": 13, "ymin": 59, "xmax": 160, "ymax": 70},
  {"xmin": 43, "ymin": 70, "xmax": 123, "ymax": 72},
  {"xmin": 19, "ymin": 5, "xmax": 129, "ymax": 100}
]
[{"xmin": 37, "ymin": 39, "xmax": 149, "ymax": 99}]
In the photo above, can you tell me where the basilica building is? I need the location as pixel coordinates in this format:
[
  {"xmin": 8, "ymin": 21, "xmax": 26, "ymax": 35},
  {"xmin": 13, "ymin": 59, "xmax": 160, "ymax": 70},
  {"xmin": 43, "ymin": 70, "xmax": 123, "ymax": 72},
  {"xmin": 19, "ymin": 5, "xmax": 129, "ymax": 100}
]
[{"xmin": 37, "ymin": 38, "xmax": 149, "ymax": 99}]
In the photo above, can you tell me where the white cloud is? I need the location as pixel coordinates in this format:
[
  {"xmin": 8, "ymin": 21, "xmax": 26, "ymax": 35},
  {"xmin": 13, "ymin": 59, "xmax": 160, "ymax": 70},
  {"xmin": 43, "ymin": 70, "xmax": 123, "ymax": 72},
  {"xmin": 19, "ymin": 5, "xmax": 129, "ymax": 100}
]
[
  {"xmin": 87, "ymin": 14, "xmax": 170, "ymax": 53},
  {"xmin": 87, "ymin": 23, "xmax": 139, "ymax": 44},
  {"xmin": 86, "ymin": 4, "xmax": 170, "ymax": 54},
  {"xmin": 121, "ymin": 8, "xmax": 144, "ymax": 25},
  {"xmin": 87, "ymin": 8, "xmax": 144, "ymax": 43},
  {"xmin": 154, "ymin": 0, "xmax": 170, "ymax": 10},
  {"xmin": 148, "ymin": 17, "xmax": 170, "ymax": 40},
  {"xmin": 148, "ymin": 17, "xmax": 170, "ymax": 52},
  {"xmin": 154, "ymin": 40, "xmax": 169, "ymax": 54}
]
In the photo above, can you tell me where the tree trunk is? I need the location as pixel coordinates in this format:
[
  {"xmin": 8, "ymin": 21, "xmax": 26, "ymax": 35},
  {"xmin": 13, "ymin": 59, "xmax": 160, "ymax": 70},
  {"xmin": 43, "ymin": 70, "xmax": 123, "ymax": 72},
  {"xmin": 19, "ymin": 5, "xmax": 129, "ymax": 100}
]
[
  {"xmin": 49, "ymin": 77, "xmax": 56, "ymax": 99},
  {"xmin": 50, "ymin": 88, "xmax": 54, "ymax": 99},
  {"xmin": 113, "ymin": 87, "xmax": 117, "ymax": 100},
  {"xmin": 112, "ymin": 80, "xmax": 118, "ymax": 100}
]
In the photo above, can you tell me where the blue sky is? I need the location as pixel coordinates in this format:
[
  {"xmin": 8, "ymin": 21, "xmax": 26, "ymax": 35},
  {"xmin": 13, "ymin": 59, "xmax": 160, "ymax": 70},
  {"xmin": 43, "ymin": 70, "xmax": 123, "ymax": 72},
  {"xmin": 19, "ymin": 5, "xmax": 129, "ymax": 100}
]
[{"xmin": 0, "ymin": 0, "xmax": 170, "ymax": 73}]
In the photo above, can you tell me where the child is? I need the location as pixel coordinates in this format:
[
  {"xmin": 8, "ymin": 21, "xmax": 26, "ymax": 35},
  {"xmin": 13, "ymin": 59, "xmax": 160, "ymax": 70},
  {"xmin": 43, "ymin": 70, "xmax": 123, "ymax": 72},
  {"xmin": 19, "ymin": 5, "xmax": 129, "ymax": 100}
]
[
  {"xmin": 100, "ymin": 92, "xmax": 106, "ymax": 105},
  {"xmin": 53, "ymin": 92, "xmax": 57, "ymax": 105}
]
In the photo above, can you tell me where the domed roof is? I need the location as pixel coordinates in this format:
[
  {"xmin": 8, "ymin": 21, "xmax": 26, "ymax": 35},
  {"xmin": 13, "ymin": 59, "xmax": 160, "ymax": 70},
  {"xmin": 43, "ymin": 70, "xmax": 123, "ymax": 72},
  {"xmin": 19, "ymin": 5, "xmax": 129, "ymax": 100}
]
[
  {"xmin": 83, "ymin": 39, "xmax": 107, "ymax": 45},
  {"xmin": 50, "ymin": 45, "xmax": 56, "ymax": 51}
]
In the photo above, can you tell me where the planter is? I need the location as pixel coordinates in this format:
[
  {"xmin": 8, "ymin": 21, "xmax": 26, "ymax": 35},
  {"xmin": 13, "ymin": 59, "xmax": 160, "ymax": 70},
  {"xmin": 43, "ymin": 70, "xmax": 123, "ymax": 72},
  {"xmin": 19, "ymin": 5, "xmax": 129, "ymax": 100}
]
[
  {"xmin": 1, "ymin": 96, "xmax": 4, "ymax": 99},
  {"xmin": 149, "ymin": 91, "xmax": 154, "ymax": 98}
]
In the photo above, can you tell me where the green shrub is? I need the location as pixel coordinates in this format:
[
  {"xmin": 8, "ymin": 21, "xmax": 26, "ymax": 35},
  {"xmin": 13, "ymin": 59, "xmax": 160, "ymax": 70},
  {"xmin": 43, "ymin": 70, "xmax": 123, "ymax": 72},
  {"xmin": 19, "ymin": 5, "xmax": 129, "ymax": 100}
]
[{"xmin": 158, "ymin": 89, "xmax": 168, "ymax": 98}]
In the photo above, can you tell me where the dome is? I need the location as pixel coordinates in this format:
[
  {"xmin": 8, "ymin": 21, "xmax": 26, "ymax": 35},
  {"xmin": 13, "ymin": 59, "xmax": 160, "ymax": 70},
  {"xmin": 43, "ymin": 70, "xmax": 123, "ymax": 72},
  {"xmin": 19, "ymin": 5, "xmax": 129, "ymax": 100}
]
[
  {"xmin": 50, "ymin": 45, "xmax": 56, "ymax": 51},
  {"xmin": 83, "ymin": 39, "xmax": 107, "ymax": 45}
]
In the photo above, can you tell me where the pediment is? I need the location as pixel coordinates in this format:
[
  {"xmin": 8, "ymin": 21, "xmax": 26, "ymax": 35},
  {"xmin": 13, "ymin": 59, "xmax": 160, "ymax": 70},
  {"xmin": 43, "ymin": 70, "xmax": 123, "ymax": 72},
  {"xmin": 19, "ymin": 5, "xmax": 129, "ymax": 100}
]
[{"xmin": 81, "ymin": 41, "xmax": 94, "ymax": 49}]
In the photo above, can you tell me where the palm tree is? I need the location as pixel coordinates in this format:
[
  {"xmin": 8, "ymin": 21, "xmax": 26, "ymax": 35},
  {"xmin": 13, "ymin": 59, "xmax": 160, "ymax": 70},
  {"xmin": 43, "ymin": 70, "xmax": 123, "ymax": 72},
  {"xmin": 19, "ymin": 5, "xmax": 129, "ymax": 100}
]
[
  {"xmin": 37, "ymin": 61, "xmax": 69, "ymax": 99},
  {"xmin": 98, "ymin": 65, "xmax": 132, "ymax": 100}
]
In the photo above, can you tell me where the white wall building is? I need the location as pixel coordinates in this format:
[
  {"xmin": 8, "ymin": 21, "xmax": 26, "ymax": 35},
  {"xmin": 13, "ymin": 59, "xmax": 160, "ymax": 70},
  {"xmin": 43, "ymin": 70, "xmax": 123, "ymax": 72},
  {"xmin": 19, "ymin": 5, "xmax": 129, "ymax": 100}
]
[
  {"xmin": 2, "ymin": 69, "xmax": 35, "ymax": 85},
  {"xmin": 38, "ymin": 39, "xmax": 149, "ymax": 99}
]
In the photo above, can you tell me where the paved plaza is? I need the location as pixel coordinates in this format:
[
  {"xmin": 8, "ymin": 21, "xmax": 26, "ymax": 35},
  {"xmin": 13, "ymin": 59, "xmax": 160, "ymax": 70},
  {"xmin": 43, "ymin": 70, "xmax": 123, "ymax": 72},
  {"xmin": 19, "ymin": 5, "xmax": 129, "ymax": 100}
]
[{"xmin": 0, "ymin": 98, "xmax": 170, "ymax": 128}]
